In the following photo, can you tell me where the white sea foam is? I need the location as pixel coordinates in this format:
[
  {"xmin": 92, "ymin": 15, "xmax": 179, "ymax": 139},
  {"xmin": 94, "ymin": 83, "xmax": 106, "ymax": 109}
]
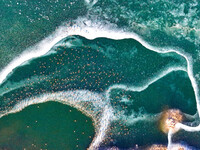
[
  {"xmin": 0, "ymin": 26, "xmax": 69, "ymax": 84},
  {"xmin": 176, "ymin": 122, "xmax": 200, "ymax": 132},
  {"xmin": 90, "ymin": 106, "xmax": 115, "ymax": 149},
  {"xmin": 0, "ymin": 18, "xmax": 200, "ymax": 148},
  {"xmin": 167, "ymin": 129, "xmax": 173, "ymax": 149},
  {"xmin": 84, "ymin": 0, "xmax": 90, "ymax": 4},
  {"xmin": 0, "ymin": 90, "xmax": 113, "ymax": 150},
  {"xmin": 0, "ymin": 18, "xmax": 189, "ymax": 86},
  {"xmin": 105, "ymin": 66, "xmax": 186, "ymax": 100},
  {"xmin": 2, "ymin": 90, "xmax": 104, "ymax": 115},
  {"xmin": 85, "ymin": 0, "xmax": 98, "ymax": 7}
]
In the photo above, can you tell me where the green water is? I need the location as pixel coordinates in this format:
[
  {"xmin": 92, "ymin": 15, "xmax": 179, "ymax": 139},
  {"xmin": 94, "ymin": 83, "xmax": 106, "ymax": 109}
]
[
  {"xmin": 0, "ymin": 36, "xmax": 197, "ymax": 149},
  {"xmin": 0, "ymin": 36, "xmax": 187, "ymax": 112},
  {"xmin": 0, "ymin": 34, "xmax": 198, "ymax": 149},
  {"xmin": 0, "ymin": 0, "xmax": 87, "ymax": 69},
  {"xmin": 1, "ymin": 0, "xmax": 200, "ymax": 149},
  {"xmin": 0, "ymin": 101, "xmax": 95, "ymax": 150}
]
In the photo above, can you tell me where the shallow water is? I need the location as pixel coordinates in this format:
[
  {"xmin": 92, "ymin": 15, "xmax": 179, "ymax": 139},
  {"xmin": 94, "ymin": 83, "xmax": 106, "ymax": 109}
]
[{"xmin": 1, "ymin": 0, "xmax": 200, "ymax": 150}]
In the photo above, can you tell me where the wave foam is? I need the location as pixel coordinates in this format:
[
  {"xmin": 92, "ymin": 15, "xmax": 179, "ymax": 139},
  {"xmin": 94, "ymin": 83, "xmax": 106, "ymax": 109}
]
[
  {"xmin": 0, "ymin": 18, "xmax": 200, "ymax": 148},
  {"xmin": 0, "ymin": 90, "xmax": 113, "ymax": 150},
  {"xmin": 105, "ymin": 66, "xmax": 186, "ymax": 100}
]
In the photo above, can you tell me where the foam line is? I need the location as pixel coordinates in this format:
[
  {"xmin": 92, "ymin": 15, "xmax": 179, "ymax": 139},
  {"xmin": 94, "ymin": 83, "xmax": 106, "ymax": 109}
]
[
  {"xmin": 1, "ymin": 90, "xmax": 104, "ymax": 116},
  {"xmin": 0, "ymin": 19, "xmax": 197, "ymax": 105},
  {"xmin": 167, "ymin": 129, "xmax": 173, "ymax": 149},
  {"xmin": 105, "ymin": 66, "xmax": 186, "ymax": 100},
  {"xmin": 90, "ymin": 106, "xmax": 115, "ymax": 150},
  {"xmin": 0, "ymin": 90, "xmax": 113, "ymax": 150},
  {"xmin": 0, "ymin": 27, "xmax": 69, "ymax": 84},
  {"xmin": 84, "ymin": 0, "xmax": 98, "ymax": 9},
  {"xmin": 84, "ymin": 0, "xmax": 90, "ymax": 4},
  {"xmin": 176, "ymin": 122, "xmax": 200, "ymax": 132},
  {"xmin": 0, "ymin": 18, "xmax": 200, "ymax": 148}
]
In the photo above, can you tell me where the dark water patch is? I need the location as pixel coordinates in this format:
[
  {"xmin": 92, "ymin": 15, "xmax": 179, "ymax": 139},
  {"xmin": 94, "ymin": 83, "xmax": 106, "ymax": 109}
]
[
  {"xmin": 0, "ymin": 101, "xmax": 95, "ymax": 150},
  {"xmin": 173, "ymin": 129, "xmax": 200, "ymax": 149},
  {"xmin": 110, "ymin": 71, "xmax": 197, "ymax": 116},
  {"xmin": 101, "ymin": 119, "xmax": 167, "ymax": 149}
]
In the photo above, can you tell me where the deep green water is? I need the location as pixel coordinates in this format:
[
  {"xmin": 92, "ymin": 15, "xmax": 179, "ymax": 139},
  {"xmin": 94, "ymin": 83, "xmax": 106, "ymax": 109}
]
[
  {"xmin": 1, "ymin": 0, "xmax": 200, "ymax": 150},
  {"xmin": 0, "ymin": 101, "xmax": 94, "ymax": 150}
]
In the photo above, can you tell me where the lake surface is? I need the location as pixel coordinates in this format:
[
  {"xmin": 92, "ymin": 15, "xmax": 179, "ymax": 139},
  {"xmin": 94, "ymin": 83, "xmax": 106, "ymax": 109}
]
[{"xmin": 1, "ymin": 0, "xmax": 200, "ymax": 149}]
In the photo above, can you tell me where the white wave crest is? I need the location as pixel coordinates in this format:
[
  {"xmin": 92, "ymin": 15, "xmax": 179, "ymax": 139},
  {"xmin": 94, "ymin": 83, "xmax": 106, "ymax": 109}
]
[
  {"xmin": 105, "ymin": 66, "xmax": 186, "ymax": 100},
  {"xmin": 0, "ymin": 18, "xmax": 200, "ymax": 148},
  {"xmin": 0, "ymin": 90, "xmax": 114, "ymax": 150}
]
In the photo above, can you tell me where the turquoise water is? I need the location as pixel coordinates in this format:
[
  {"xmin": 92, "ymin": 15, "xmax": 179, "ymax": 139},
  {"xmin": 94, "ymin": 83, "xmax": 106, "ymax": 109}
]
[{"xmin": 1, "ymin": 0, "xmax": 200, "ymax": 149}]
